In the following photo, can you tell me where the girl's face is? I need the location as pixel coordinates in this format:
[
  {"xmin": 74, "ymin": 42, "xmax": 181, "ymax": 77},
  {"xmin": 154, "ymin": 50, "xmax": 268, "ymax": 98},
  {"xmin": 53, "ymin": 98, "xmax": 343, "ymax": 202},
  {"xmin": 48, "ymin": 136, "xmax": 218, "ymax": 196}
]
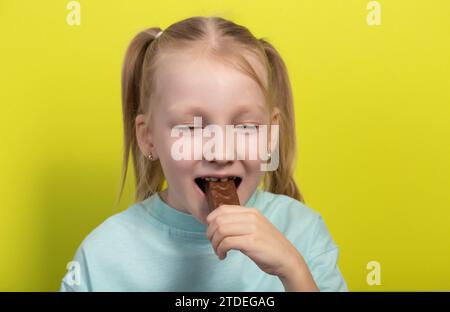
[{"xmin": 136, "ymin": 51, "xmax": 278, "ymax": 224}]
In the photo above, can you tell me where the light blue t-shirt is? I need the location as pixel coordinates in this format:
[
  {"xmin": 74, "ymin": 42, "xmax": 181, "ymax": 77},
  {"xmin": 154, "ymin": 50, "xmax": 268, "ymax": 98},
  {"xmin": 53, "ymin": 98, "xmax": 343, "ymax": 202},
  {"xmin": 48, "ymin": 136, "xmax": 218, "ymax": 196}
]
[{"xmin": 59, "ymin": 189, "xmax": 348, "ymax": 291}]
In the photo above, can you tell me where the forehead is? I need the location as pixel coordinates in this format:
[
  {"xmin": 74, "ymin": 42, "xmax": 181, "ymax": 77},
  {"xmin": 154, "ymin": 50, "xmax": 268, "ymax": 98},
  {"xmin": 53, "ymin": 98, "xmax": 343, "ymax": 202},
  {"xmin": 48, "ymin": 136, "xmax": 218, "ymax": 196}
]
[{"xmin": 153, "ymin": 51, "xmax": 268, "ymax": 117}]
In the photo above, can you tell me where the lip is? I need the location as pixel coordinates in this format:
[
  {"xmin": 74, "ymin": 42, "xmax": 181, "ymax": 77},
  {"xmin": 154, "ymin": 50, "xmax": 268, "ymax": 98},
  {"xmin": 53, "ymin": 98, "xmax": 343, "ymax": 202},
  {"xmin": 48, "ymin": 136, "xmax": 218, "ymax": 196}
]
[
  {"xmin": 194, "ymin": 174, "xmax": 243, "ymax": 194},
  {"xmin": 194, "ymin": 179, "xmax": 206, "ymax": 198},
  {"xmin": 194, "ymin": 173, "xmax": 241, "ymax": 179}
]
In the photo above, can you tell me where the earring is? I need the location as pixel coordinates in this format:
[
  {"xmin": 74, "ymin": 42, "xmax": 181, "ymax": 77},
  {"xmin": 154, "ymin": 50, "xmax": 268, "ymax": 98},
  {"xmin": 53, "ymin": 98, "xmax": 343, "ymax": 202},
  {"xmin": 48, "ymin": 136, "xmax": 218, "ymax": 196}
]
[
  {"xmin": 148, "ymin": 153, "xmax": 154, "ymax": 161},
  {"xmin": 267, "ymin": 151, "xmax": 272, "ymax": 161}
]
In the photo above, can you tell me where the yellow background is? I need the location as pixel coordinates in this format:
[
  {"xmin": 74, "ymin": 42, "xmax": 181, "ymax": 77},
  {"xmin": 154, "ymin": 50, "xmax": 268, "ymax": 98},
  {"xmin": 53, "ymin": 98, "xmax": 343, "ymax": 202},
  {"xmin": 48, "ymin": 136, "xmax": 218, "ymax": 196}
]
[{"xmin": 1, "ymin": 0, "xmax": 449, "ymax": 291}]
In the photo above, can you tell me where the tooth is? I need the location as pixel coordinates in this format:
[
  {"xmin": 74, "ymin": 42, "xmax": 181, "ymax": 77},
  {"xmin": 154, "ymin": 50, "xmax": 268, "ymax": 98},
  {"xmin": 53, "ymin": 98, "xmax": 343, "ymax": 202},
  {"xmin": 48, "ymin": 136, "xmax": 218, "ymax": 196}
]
[
  {"xmin": 205, "ymin": 177, "xmax": 211, "ymax": 181},
  {"xmin": 210, "ymin": 178, "xmax": 218, "ymax": 182},
  {"xmin": 220, "ymin": 178, "xmax": 228, "ymax": 182}
]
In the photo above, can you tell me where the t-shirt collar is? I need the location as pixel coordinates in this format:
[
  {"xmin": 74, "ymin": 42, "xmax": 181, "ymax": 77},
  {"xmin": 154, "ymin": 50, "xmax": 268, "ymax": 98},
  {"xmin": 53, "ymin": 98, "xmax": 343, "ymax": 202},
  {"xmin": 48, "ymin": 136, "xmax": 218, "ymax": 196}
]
[{"xmin": 146, "ymin": 189, "xmax": 260, "ymax": 234}]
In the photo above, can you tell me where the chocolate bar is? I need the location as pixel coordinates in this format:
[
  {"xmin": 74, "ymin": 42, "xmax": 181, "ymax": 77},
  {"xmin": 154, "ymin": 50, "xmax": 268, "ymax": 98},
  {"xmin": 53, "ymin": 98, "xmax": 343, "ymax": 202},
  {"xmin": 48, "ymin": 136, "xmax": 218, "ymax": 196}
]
[{"xmin": 205, "ymin": 180, "xmax": 240, "ymax": 212}]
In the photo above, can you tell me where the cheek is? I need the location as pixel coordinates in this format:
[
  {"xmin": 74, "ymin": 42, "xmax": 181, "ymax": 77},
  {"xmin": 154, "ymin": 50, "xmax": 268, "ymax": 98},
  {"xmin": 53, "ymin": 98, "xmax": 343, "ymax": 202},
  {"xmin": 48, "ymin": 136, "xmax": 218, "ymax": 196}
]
[
  {"xmin": 154, "ymin": 128, "xmax": 184, "ymax": 160},
  {"xmin": 157, "ymin": 129, "xmax": 197, "ymax": 159},
  {"xmin": 242, "ymin": 159, "xmax": 265, "ymax": 183},
  {"xmin": 158, "ymin": 158, "xmax": 196, "ymax": 194},
  {"xmin": 246, "ymin": 158, "xmax": 263, "ymax": 170},
  {"xmin": 235, "ymin": 132, "xmax": 272, "ymax": 161},
  {"xmin": 157, "ymin": 136, "xmax": 196, "ymax": 177},
  {"xmin": 158, "ymin": 144, "xmax": 193, "ymax": 176}
]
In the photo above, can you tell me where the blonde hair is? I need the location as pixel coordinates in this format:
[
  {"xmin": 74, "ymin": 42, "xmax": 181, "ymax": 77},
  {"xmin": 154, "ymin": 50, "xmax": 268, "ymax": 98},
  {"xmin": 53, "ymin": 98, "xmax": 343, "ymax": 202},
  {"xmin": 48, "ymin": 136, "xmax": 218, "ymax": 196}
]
[{"xmin": 118, "ymin": 16, "xmax": 304, "ymax": 205}]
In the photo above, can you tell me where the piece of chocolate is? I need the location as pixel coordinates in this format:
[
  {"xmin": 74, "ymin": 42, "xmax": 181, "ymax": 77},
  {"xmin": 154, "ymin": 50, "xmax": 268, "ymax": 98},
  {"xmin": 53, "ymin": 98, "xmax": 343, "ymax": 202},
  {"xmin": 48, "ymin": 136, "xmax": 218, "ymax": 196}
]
[{"xmin": 205, "ymin": 179, "xmax": 240, "ymax": 212}]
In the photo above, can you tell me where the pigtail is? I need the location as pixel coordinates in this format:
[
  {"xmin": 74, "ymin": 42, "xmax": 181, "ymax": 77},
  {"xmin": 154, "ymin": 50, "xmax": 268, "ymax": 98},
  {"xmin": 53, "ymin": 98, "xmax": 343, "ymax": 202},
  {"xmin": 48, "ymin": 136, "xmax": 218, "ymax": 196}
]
[
  {"xmin": 259, "ymin": 39, "xmax": 305, "ymax": 203},
  {"xmin": 117, "ymin": 28, "xmax": 165, "ymax": 205}
]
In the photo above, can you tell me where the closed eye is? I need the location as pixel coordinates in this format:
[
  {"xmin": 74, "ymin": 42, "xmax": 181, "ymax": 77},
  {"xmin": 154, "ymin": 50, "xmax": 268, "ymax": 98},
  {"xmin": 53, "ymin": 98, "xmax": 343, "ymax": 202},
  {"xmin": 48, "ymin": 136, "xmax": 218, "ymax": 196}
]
[
  {"xmin": 234, "ymin": 124, "xmax": 259, "ymax": 131},
  {"xmin": 174, "ymin": 125, "xmax": 202, "ymax": 131}
]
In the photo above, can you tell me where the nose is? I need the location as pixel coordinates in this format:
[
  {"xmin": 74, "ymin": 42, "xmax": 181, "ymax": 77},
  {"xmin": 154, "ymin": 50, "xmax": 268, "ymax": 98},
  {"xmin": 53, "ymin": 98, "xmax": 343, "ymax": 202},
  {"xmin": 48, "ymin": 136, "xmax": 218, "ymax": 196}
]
[
  {"xmin": 209, "ymin": 152, "xmax": 234, "ymax": 165},
  {"xmin": 204, "ymin": 125, "xmax": 235, "ymax": 164}
]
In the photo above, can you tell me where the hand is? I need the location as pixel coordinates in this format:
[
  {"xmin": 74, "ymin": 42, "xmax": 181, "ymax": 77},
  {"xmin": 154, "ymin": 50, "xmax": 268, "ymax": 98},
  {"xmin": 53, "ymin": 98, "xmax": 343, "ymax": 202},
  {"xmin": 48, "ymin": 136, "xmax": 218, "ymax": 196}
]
[{"xmin": 206, "ymin": 204, "xmax": 314, "ymax": 284}]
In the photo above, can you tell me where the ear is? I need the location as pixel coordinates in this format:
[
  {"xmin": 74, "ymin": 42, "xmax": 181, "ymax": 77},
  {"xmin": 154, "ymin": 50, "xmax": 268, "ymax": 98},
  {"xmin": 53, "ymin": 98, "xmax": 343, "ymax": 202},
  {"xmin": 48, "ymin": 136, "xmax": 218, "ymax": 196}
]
[
  {"xmin": 268, "ymin": 107, "xmax": 280, "ymax": 154},
  {"xmin": 135, "ymin": 114, "xmax": 158, "ymax": 160}
]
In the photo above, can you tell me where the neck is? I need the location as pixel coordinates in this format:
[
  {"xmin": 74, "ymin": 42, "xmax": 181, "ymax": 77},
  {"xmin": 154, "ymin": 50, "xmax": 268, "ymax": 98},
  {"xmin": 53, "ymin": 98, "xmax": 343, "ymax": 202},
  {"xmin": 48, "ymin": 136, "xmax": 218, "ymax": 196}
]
[{"xmin": 158, "ymin": 188, "xmax": 190, "ymax": 214}]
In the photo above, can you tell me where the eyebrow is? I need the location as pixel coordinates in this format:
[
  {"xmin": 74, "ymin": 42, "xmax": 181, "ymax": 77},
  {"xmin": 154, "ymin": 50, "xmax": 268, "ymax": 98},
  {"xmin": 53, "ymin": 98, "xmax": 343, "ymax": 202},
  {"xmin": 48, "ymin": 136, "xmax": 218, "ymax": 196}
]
[
  {"xmin": 167, "ymin": 105, "xmax": 205, "ymax": 116},
  {"xmin": 167, "ymin": 102, "xmax": 267, "ymax": 117},
  {"xmin": 235, "ymin": 102, "xmax": 267, "ymax": 114}
]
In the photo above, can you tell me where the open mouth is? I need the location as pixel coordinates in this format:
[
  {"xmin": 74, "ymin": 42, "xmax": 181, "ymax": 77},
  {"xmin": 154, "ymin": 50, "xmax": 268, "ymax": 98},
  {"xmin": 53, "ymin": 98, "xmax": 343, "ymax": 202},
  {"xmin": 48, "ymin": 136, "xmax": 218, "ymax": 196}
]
[{"xmin": 194, "ymin": 176, "xmax": 242, "ymax": 194}]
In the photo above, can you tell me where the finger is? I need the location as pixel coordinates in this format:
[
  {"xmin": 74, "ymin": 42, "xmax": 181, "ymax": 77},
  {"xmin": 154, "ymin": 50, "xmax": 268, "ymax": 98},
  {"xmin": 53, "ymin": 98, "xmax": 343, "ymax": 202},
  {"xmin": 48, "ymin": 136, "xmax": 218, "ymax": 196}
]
[
  {"xmin": 211, "ymin": 223, "xmax": 256, "ymax": 254},
  {"xmin": 216, "ymin": 235, "xmax": 253, "ymax": 260},
  {"xmin": 206, "ymin": 212, "xmax": 257, "ymax": 241},
  {"xmin": 206, "ymin": 205, "xmax": 252, "ymax": 225}
]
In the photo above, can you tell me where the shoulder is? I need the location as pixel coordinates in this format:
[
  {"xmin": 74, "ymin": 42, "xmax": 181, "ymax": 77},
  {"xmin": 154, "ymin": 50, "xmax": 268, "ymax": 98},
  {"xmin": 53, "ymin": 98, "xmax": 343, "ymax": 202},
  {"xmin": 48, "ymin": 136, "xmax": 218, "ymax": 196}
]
[
  {"xmin": 253, "ymin": 190, "xmax": 337, "ymax": 257},
  {"xmin": 253, "ymin": 190, "xmax": 320, "ymax": 232},
  {"xmin": 76, "ymin": 199, "xmax": 151, "ymax": 255},
  {"xmin": 251, "ymin": 191, "xmax": 347, "ymax": 291},
  {"xmin": 60, "ymin": 199, "xmax": 155, "ymax": 291}
]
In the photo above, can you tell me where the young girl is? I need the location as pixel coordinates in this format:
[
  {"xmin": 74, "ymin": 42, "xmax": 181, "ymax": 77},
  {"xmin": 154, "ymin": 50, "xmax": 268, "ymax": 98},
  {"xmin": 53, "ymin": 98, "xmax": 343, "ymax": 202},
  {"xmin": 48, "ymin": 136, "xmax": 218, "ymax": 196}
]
[{"xmin": 60, "ymin": 16, "xmax": 347, "ymax": 292}]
